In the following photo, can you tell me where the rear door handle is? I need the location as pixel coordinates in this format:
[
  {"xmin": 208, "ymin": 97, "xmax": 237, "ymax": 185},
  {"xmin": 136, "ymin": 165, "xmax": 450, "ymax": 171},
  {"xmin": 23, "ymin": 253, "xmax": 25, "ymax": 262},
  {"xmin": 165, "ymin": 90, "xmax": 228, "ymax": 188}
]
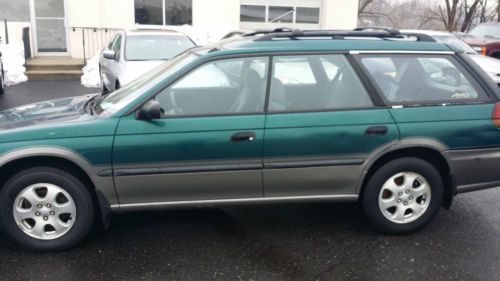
[
  {"xmin": 231, "ymin": 132, "xmax": 255, "ymax": 142},
  {"xmin": 365, "ymin": 126, "xmax": 388, "ymax": 136}
]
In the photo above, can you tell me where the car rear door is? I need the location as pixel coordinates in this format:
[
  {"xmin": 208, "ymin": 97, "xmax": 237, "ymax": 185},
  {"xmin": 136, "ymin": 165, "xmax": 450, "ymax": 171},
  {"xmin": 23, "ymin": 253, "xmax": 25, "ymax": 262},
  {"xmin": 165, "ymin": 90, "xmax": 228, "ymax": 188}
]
[
  {"xmin": 113, "ymin": 56, "xmax": 269, "ymax": 205},
  {"xmin": 263, "ymin": 54, "xmax": 399, "ymax": 197},
  {"xmin": 357, "ymin": 53, "xmax": 500, "ymax": 190}
]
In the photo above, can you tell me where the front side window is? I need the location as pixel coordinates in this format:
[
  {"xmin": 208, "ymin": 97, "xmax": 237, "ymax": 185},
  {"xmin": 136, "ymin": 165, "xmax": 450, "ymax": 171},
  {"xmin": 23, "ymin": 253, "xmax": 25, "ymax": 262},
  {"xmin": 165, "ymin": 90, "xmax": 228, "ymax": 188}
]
[
  {"xmin": 359, "ymin": 55, "xmax": 487, "ymax": 104},
  {"xmin": 269, "ymin": 55, "xmax": 373, "ymax": 112},
  {"xmin": 155, "ymin": 57, "xmax": 269, "ymax": 116},
  {"xmin": 125, "ymin": 35, "xmax": 194, "ymax": 61}
]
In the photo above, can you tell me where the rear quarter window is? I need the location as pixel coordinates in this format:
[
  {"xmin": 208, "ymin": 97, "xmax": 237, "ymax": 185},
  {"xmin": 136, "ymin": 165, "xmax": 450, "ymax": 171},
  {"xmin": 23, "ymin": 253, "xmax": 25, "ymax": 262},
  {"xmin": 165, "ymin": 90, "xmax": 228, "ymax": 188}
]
[{"xmin": 358, "ymin": 55, "xmax": 489, "ymax": 105}]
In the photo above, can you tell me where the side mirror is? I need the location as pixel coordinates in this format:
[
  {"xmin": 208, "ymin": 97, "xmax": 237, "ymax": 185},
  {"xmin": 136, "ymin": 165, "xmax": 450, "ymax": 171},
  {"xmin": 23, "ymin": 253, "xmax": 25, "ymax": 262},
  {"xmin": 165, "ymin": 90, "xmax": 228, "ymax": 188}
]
[
  {"xmin": 103, "ymin": 49, "xmax": 116, "ymax": 60},
  {"xmin": 136, "ymin": 100, "xmax": 161, "ymax": 120}
]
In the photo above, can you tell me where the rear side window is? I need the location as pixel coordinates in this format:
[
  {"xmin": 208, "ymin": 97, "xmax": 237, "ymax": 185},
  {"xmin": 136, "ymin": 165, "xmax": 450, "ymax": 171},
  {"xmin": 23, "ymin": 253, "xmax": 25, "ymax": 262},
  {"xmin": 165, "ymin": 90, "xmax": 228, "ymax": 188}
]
[
  {"xmin": 269, "ymin": 55, "xmax": 373, "ymax": 112},
  {"xmin": 359, "ymin": 55, "xmax": 488, "ymax": 104}
]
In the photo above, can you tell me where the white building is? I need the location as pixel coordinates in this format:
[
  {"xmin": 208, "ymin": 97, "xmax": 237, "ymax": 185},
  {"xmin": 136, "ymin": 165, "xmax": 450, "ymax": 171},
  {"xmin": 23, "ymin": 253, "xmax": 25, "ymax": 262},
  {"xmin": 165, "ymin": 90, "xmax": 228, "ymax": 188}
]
[{"xmin": 0, "ymin": 0, "xmax": 359, "ymax": 60}]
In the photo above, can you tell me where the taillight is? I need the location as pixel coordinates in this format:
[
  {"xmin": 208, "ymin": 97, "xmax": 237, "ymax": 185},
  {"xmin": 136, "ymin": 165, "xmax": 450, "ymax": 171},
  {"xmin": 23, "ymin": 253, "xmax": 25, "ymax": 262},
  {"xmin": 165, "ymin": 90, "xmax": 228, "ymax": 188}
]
[
  {"xmin": 481, "ymin": 47, "xmax": 487, "ymax": 56},
  {"xmin": 492, "ymin": 102, "xmax": 500, "ymax": 127}
]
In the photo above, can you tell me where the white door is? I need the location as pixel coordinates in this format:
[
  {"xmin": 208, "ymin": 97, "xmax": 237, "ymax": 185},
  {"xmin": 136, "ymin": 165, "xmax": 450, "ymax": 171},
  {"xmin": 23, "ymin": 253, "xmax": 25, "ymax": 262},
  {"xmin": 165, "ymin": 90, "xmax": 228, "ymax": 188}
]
[{"xmin": 30, "ymin": 0, "xmax": 68, "ymax": 56}]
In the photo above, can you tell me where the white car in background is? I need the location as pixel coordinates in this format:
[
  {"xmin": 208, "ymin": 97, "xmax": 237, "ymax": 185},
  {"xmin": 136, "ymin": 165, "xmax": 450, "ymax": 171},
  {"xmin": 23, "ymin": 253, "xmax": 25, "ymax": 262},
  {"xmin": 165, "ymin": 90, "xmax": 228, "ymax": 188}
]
[
  {"xmin": 0, "ymin": 50, "xmax": 4, "ymax": 95},
  {"xmin": 99, "ymin": 29, "xmax": 195, "ymax": 92},
  {"xmin": 402, "ymin": 30, "xmax": 500, "ymax": 86}
]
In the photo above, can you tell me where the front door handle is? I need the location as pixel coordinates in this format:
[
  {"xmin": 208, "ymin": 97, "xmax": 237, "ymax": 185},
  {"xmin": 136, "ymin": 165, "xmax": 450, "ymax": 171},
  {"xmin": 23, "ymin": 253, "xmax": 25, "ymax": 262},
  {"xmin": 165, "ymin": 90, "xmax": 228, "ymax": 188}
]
[
  {"xmin": 365, "ymin": 126, "xmax": 388, "ymax": 136},
  {"xmin": 231, "ymin": 132, "xmax": 255, "ymax": 142}
]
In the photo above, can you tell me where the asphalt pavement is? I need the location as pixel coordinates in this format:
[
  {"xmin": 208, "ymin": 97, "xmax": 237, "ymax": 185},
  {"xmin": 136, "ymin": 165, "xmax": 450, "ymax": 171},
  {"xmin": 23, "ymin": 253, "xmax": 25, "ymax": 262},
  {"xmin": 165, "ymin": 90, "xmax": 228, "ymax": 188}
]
[{"xmin": 0, "ymin": 81, "xmax": 499, "ymax": 281}]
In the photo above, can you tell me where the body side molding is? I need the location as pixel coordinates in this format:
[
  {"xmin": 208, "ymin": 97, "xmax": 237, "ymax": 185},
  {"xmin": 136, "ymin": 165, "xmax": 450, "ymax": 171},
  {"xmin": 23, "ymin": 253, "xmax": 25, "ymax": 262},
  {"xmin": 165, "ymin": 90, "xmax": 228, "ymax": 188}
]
[{"xmin": 111, "ymin": 194, "xmax": 359, "ymax": 212}]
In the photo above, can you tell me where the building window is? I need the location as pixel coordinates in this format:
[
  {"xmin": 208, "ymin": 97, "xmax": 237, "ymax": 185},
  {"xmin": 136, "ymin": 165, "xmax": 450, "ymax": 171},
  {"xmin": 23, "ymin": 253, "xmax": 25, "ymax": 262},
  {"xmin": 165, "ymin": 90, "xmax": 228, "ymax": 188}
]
[
  {"xmin": 296, "ymin": 7, "xmax": 320, "ymax": 24},
  {"xmin": 0, "ymin": 0, "xmax": 30, "ymax": 22},
  {"xmin": 268, "ymin": 6, "xmax": 294, "ymax": 23},
  {"xmin": 135, "ymin": 0, "xmax": 192, "ymax": 25},
  {"xmin": 240, "ymin": 5, "xmax": 265, "ymax": 22},
  {"xmin": 164, "ymin": 0, "xmax": 192, "ymax": 25},
  {"xmin": 240, "ymin": 4, "xmax": 320, "ymax": 25}
]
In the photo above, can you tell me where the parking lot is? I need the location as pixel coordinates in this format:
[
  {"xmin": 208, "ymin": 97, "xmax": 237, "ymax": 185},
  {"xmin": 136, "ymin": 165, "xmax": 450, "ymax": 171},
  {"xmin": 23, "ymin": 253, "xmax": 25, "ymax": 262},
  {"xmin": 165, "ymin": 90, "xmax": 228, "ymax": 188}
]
[{"xmin": 0, "ymin": 81, "xmax": 498, "ymax": 281}]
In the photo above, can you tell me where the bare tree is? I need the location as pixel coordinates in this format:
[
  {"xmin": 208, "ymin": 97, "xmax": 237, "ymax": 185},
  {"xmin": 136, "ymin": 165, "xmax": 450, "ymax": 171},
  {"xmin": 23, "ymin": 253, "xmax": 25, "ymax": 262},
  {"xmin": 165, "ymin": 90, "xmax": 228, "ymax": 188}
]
[
  {"xmin": 498, "ymin": 0, "xmax": 500, "ymax": 21},
  {"xmin": 461, "ymin": 0, "xmax": 483, "ymax": 31},
  {"xmin": 358, "ymin": 0, "xmax": 375, "ymax": 15}
]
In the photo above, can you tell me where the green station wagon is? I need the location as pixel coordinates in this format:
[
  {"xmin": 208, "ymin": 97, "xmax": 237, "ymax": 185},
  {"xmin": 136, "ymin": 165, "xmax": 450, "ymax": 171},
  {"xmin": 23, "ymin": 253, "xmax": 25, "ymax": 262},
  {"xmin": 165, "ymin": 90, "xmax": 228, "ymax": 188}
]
[{"xmin": 1, "ymin": 29, "xmax": 500, "ymax": 251}]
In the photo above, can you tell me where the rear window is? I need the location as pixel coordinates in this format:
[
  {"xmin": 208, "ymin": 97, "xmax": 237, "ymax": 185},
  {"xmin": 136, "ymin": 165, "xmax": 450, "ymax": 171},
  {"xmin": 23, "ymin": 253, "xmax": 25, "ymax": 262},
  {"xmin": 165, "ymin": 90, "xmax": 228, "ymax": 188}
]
[
  {"xmin": 125, "ymin": 35, "xmax": 194, "ymax": 61},
  {"xmin": 359, "ymin": 55, "xmax": 488, "ymax": 104}
]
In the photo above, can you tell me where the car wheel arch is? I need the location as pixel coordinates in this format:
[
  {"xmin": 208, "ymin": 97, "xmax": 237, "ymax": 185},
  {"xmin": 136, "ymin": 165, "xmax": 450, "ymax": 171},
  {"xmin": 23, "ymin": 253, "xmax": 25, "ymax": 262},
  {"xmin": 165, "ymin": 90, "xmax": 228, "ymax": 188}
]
[
  {"xmin": 0, "ymin": 148, "xmax": 112, "ymax": 226},
  {"xmin": 357, "ymin": 139, "xmax": 454, "ymax": 209}
]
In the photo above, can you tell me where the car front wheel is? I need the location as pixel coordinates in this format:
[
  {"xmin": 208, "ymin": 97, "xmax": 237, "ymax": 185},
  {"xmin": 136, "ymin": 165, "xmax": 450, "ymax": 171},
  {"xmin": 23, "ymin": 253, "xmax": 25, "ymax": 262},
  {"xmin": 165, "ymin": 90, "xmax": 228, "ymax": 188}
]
[
  {"xmin": 362, "ymin": 157, "xmax": 444, "ymax": 234},
  {"xmin": 0, "ymin": 167, "xmax": 94, "ymax": 251}
]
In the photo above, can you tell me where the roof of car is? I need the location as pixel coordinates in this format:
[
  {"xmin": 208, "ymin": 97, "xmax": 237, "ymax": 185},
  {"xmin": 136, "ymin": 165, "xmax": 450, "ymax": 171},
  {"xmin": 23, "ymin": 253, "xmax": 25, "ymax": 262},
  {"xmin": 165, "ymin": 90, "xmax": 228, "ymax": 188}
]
[
  {"xmin": 197, "ymin": 32, "xmax": 454, "ymax": 58},
  {"xmin": 124, "ymin": 29, "xmax": 187, "ymax": 37},
  {"xmin": 400, "ymin": 29, "xmax": 452, "ymax": 37}
]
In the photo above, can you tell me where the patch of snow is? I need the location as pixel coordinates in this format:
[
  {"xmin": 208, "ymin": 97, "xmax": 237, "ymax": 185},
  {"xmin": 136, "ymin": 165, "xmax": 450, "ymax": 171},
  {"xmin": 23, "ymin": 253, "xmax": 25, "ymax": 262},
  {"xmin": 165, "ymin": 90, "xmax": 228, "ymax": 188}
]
[
  {"xmin": 81, "ymin": 51, "xmax": 102, "ymax": 88},
  {"xmin": 0, "ymin": 43, "xmax": 28, "ymax": 86}
]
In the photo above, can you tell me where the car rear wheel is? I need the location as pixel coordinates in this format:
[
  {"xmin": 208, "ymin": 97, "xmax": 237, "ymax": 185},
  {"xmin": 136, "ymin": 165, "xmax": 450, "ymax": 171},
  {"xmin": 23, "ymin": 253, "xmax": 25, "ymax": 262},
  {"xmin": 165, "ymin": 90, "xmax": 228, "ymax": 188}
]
[
  {"xmin": 362, "ymin": 157, "xmax": 444, "ymax": 234},
  {"xmin": 0, "ymin": 167, "xmax": 94, "ymax": 251},
  {"xmin": 0, "ymin": 68, "xmax": 5, "ymax": 95}
]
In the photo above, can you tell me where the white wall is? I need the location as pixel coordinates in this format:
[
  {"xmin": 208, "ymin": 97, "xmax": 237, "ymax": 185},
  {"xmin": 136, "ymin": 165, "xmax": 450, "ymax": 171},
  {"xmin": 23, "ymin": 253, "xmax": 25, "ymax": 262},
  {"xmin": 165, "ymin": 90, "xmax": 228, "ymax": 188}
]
[
  {"xmin": 192, "ymin": 0, "xmax": 240, "ymax": 29},
  {"xmin": 66, "ymin": 0, "xmax": 134, "ymax": 59},
  {"xmin": 0, "ymin": 21, "xmax": 32, "ymax": 56},
  {"xmin": 321, "ymin": 0, "xmax": 358, "ymax": 29}
]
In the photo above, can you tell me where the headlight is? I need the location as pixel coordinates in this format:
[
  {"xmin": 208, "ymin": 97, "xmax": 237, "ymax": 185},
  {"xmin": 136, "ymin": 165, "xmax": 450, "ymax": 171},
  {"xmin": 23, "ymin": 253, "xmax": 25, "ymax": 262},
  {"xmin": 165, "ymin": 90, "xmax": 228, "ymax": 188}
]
[{"xmin": 473, "ymin": 46, "xmax": 487, "ymax": 55}]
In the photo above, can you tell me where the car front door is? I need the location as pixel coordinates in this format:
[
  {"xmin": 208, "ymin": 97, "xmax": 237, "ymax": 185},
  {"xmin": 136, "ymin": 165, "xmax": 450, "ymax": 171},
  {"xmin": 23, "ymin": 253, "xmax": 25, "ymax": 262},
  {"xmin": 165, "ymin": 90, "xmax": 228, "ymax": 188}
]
[
  {"xmin": 101, "ymin": 33, "xmax": 122, "ymax": 90},
  {"xmin": 263, "ymin": 54, "xmax": 399, "ymax": 197},
  {"xmin": 113, "ymin": 56, "xmax": 269, "ymax": 205}
]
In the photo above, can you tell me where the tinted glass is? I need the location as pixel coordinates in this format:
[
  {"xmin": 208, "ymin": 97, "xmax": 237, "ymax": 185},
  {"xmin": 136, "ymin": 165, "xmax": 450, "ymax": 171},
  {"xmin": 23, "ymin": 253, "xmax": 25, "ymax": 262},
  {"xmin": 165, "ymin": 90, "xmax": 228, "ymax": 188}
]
[
  {"xmin": 156, "ymin": 57, "xmax": 269, "ymax": 116},
  {"xmin": 360, "ymin": 55, "xmax": 487, "ymax": 103},
  {"xmin": 165, "ymin": 0, "xmax": 192, "ymax": 25},
  {"xmin": 0, "ymin": 0, "xmax": 29, "ymax": 22},
  {"xmin": 296, "ymin": 7, "xmax": 320, "ymax": 24},
  {"xmin": 269, "ymin": 6, "xmax": 293, "ymax": 23},
  {"xmin": 240, "ymin": 5, "xmax": 266, "ymax": 22},
  {"xmin": 269, "ymin": 55, "xmax": 373, "ymax": 112},
  {"xmin": 134, "ymin": 0, "xmax": 163, "ymax": 25},
  {"xmin": 125, "ymin": 35, "xmax": 194, "ymax": 61},
  {"xmin": 112, "ymin": 34, "xmax": 122, "ymax": 59}
]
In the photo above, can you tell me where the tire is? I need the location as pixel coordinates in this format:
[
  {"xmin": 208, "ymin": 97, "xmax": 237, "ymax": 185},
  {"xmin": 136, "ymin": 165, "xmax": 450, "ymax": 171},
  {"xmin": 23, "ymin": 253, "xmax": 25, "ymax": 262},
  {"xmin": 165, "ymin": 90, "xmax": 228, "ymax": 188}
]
[
  {"xmin": 115, "ymin": 80, "xmax": 120, "ymax": 90},
  {"xmin": 0, "ymin": 67, "xmax": 5, "ymax": 95},
  {"xmin": 362, "ymin": 157, "xmax": 444, "ymax": 234},
  {"xmin": 0, "ymin": 167, "xmax": 94, "ymax": 251}
]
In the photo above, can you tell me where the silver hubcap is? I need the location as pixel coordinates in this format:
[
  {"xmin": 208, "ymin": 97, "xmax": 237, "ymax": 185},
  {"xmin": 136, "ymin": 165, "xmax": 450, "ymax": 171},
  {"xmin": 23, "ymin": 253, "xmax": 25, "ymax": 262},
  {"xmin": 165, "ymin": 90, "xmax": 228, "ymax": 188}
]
[
  {"xmin": 378, "ymin": 172, "xmax": 431, "ymax": 224},
  {"xmin": 13, "ymin": 183, "xmax": 76, "ymax": 240}
]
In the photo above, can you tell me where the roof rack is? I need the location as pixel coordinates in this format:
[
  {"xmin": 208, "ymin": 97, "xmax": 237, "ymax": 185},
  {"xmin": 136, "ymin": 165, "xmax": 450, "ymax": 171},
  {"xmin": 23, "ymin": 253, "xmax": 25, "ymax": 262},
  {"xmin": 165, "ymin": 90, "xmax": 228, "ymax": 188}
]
[{"xmin": 246, "ymin": 27, "xmax": 436, "ymax": 43}]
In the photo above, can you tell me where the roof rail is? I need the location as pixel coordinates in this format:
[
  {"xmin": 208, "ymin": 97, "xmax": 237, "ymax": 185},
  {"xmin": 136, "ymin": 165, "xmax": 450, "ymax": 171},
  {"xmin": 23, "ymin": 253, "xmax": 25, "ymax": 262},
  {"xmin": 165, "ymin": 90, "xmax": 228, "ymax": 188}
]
[
  {"xmin": 131, "ymin": 27, "xmax": 180, "ymax": 33},
  {"xmin": 247, "ymin": 27, "xmax": 436, "ymax": 43}
]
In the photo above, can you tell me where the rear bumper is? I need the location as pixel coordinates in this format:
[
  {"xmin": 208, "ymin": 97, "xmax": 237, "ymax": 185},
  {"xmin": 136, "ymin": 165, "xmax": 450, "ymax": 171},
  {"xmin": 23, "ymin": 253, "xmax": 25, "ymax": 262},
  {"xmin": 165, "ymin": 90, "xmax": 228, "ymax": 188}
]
[{"xmin": 444, "ymin": 148, "xmax": 500, "ymax": 194}]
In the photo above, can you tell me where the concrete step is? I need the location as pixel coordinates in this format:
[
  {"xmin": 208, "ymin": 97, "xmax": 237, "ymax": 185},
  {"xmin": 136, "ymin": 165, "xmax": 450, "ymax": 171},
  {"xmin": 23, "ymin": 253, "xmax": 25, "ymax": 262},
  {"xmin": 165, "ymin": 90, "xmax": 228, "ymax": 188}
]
[
  {"xmin": 27, "ymin": 57, "xmax": 84, "ymax": 72},
  {"xmin": 26, "ymin": 70, "xmax": 82, "ymax": 80}
]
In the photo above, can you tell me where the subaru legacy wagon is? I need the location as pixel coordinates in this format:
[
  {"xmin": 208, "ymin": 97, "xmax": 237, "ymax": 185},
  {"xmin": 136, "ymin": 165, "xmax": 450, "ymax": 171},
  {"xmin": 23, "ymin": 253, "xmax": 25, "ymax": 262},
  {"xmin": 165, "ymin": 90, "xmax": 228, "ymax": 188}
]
[{"xmin": 0, "ymin": 29, "xmax": 499, "ymax": 251}]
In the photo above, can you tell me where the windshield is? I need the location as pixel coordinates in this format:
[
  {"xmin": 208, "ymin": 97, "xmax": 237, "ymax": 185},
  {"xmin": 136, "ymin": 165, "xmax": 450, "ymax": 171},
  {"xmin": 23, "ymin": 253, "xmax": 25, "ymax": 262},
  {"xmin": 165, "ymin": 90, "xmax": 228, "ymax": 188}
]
[
  {"xmin": 469, "ymin": 24, "xmax": 500, "ymax": 39},
  {"xmin": 433, "ymin": 35, "xmax": 477, "ymax": 54},
  {"xmin": 125, "ymin": 35, "xmax": 195, "ymax": 61},
  {"xmin": 96, "ymin": 51, "xmax": 199, "ymax": 116}
]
